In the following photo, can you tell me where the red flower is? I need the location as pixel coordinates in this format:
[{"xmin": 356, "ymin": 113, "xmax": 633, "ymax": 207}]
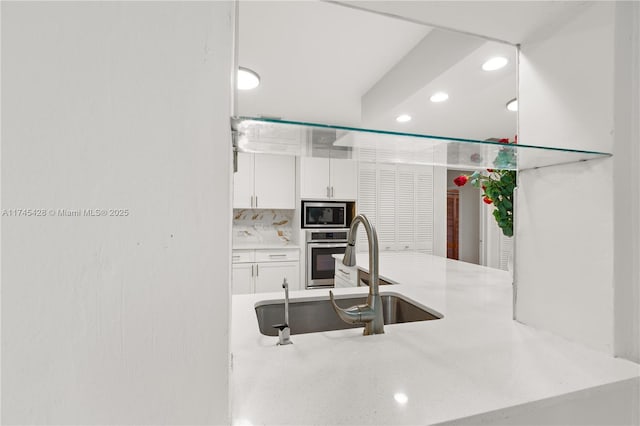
[
  {"xmin": 483, "ymin": 196, "xmax": 493, "ymax": 204},
  {"xmin": 486, "ymin": 168, "xmax": 494, "ymax": 173},
  {"xmin": 482, "ymin": 185, "xmax": 486, "ymax": 191},
  {"xmin": 453, "ymin": 175, "xmax": 468, "ymax": 187},
  {"xmin": 498, "ymin": 138, "xmax": 509, "ymax": 144}
]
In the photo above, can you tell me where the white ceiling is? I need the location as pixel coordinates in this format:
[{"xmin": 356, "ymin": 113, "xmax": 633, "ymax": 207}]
[
  {"xmin": 371, "ymin": 38, "xmax": 518, "ymax": 140},
  {"xmin": 334, "ymin": 1, "xmax": 590, "ymax": 45},
  {"xmin": 237, "ymin": 1, "xmax": 430, "ymax": 125},
  {"xmin": 237, "ymin": 1, "xmax": 527, "ymax": 141}
]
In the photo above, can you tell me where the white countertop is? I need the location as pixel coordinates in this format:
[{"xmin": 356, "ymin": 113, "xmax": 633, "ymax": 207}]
[{"xmin": 231, "ymin": 252, "xmax": 640, "ymax": 425}]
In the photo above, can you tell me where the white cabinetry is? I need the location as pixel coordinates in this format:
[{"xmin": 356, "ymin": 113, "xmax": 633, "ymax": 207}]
[
  {"xmin": 357, "ymin": 163, "xmax": 434, "ymax": 252},
  {"xmin": 231, "ymin": 263, "xmax": 254, "ymax": 295},
  {"xmin": 300, "ymin": 157, "xmax": 357, "ymax": 200},
  {"xmin": 234, "ymin": 153, "xmax": 295, "ymax": 209},
  {"xmin": 334, "ymin": 258, "xmax": 358, "ymax": 288},
  {"xmin": 254, "ymin": 262, "xmax": 299, "ymax": 293},
  {"xmin": 231, "ymin": 248, "xmax": 300, "ymax": 294}
]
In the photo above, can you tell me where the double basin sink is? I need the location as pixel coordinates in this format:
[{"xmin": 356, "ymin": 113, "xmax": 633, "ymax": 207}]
[{"xmin": 255, "ymin": 292, "xmax": 442, "ymax": 336}]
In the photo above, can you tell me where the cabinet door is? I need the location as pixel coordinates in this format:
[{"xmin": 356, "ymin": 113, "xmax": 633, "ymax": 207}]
[
  {"xmin": 330, "ymin": 159, "xmax": 357, "ymax": 200},
  {"xmin": 300, "ymin": 157, "xmax": 330, "ymax": 200},
  {"xmin": 357, "ymin": 162, "xmax": 377, "ymax": 251},
  {"xmin": 334, "ymin": 274, "xmax": 354, "ymax": 288},
  {"xmin": 232, "ymin": 263, "xmax": 254, "ymax": 295},
  {"xmin": 233, "ymin": 152, "xmax": 254, "ymax": 209},
  {"xmin": 415, "ymin": 165, "xmax": 434, "ymax": 253},
  {"xmin": 377, "ymin": 164, "xmax": 397, "ymax": 251},
  {"xmin": 255, "ymin": 262, "xmax": 299, "ymax": 293},
  {"xmin": 335, "ymin": 258, "xmax": 358, "ymax": 286},
  {"xmin": 253, "ymin": 154, "xmax": 295, "ymax": 209},
  {"xmin": 396, "ymin": 165, "xmax": 415, "ymax": 251}
]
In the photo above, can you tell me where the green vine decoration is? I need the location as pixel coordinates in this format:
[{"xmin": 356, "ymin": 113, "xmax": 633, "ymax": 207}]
[{"xmin": 453, "ymin": 138, "xmax": 516, "ymax": 237}]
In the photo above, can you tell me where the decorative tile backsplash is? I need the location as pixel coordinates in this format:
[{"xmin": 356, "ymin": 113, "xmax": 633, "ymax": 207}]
[{"xmin": 233, "ymin": 209, "xmax": 295, "ymax": 246}]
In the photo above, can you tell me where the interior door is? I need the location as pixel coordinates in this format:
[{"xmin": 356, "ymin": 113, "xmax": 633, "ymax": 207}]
[{"xmin": 447, "ymin": 190, "xmax": 459, "ymax": 260}]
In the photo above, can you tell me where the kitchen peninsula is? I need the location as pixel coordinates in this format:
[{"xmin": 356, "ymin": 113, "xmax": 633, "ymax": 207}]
[{"xmin": 231, "ymin": 252, "xmax": 640, "ymax": 425}]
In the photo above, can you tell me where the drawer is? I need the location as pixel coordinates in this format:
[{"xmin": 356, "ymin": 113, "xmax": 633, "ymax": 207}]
[
  {"xmin": 232, "ymin": 250, "xmax": 255, "ymax": 264},
  {"xmin": 334, "ymin": 259, "xmax": 358, "ymax": 285},
  {"xmin": 334, "ymin": 274, "xmax": 355, "ymax": 288},
  {"xmin": 255, "ymin": 249, "xmax": 300, "ymax": 262}
]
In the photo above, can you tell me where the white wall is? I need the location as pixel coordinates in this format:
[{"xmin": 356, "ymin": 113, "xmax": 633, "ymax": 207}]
[
  {"xmin": 433, "ymin": 166, "xmax": 447, "ymax": 257},
  {"xmin": 516, "ymin": 3, "xmax": 615, "ymax": 354},
  {"xmin": 446, "ymin": 170, "xmax": 480, "ymax": 264},
  {"xmin": 1, "ymin": 2, "xmax": 234, "ymax": 424},
  {"xmin": 613, "ymin": 1, "xmax": 640, "ymax": 363},
  {"xmin": 458, "ymin": 184, "xmax": 480, "ymax": 264}
]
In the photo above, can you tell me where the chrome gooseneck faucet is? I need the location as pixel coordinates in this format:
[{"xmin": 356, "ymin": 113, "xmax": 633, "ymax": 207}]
[
  {"xmin": 273, "ymin": 278, "xmax": 292, "ymax": 345},
  {"xmin": 329, "ymin": 214, "xmax": 384, "ymax": 335}
]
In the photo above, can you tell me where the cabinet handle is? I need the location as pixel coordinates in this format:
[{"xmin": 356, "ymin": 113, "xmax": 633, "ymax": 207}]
[
  {"xmin": 251, "ymin": 264, "xmax": 254, "ymax": 277},
  {"xmin": 338, "ymin": 269, "xmax": 350, "ymax": 276},
  {"xmin": 250, "ymin": 195, "xmax": 254, "ymax": 208},
  {"xmin": 331, "ymin": 186, "xmax": 334, "ymax": 198},
  {"xmin": 255, "ymin": 196, "xmax": 258, "ymax": 208},
  {"xmin": 256, "ymin": 264, "xmax": 259, "ymax": 276},
  {"xmin": 326, "ymin": 186, "xmax": 330, "ymax": 197},
  {"xmin": 269, "ymin": 254, "xmax": 287, "ymax": 258}
]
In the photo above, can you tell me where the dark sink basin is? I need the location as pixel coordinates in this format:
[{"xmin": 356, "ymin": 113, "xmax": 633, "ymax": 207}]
[{"xmin": 255, "ymin": 292, "xmax": 442, "ymax": 336}]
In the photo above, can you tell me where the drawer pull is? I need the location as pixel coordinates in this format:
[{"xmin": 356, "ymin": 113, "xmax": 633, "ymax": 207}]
[
  {"xmin": 269, "ymin": 254, "xmax": 288, "ymax": 258},
  {"xmin": 338, "ymin": 269, "xmax": 350, "ymax": 276}
]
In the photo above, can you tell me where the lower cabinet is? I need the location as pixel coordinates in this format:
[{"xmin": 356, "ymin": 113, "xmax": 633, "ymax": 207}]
[
  {"xmin": 231, "ymin": 263, "xmax": 254, "ymax": 294},
  {"xmin": 232, "ymin": 248, "xmax": 300, "ymax": 294},
  {"xmin": 334, "ymin": 258, "xmax": 358, "ymax": 288},
  {"xmin": 254, "ymin": 262, "xmax": 299, "ymax": 293}
]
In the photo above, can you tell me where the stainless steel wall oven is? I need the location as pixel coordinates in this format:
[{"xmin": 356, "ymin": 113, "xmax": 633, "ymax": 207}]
[{"xmin": 305, "ymin": 229, "xmax": 349, "ymax": 289}]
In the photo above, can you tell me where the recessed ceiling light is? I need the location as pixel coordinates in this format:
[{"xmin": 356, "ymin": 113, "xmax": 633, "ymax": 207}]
[
  {"xmin": 506, "ymin": 98, "xmax": 518, "ymax": 112},
  {"xmin": 237, "ymin": 67, "xmax": 260, "ymax": 90},
  {"xmin": 396, "ymin": 114, "xmax": 412, "ymax": 123},
  {"xmin": 482, "ymin": 57, "xmax": 509, "ymax": 71},
  {"xmin": 430, "ymin": 92, "xmax": 449, "ymax": 103}
]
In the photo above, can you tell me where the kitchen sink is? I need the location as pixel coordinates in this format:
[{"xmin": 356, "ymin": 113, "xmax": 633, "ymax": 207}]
[{"xmin": 255, "ymin": 292, "xmax": 442, "ymax": 336}]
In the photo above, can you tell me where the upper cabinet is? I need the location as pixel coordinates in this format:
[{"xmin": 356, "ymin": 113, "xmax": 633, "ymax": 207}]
[
  {"xmin": 299, "ymin": 157, "xmax": 357, "ymax": 201},
  {"xmin": 233, "ymin": 152, "xmax": 296, "ymax": 209}
]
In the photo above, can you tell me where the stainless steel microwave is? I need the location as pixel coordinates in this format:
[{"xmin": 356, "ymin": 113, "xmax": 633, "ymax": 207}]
[{"xmin": 302, "ymin": 201, "xmax": 347, "ymax": 228}]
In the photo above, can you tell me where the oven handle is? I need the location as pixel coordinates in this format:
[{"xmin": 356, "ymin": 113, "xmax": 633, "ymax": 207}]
[{"xmin": 307, "ymin": 243, "xmax": 348, "ymax": 249}]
